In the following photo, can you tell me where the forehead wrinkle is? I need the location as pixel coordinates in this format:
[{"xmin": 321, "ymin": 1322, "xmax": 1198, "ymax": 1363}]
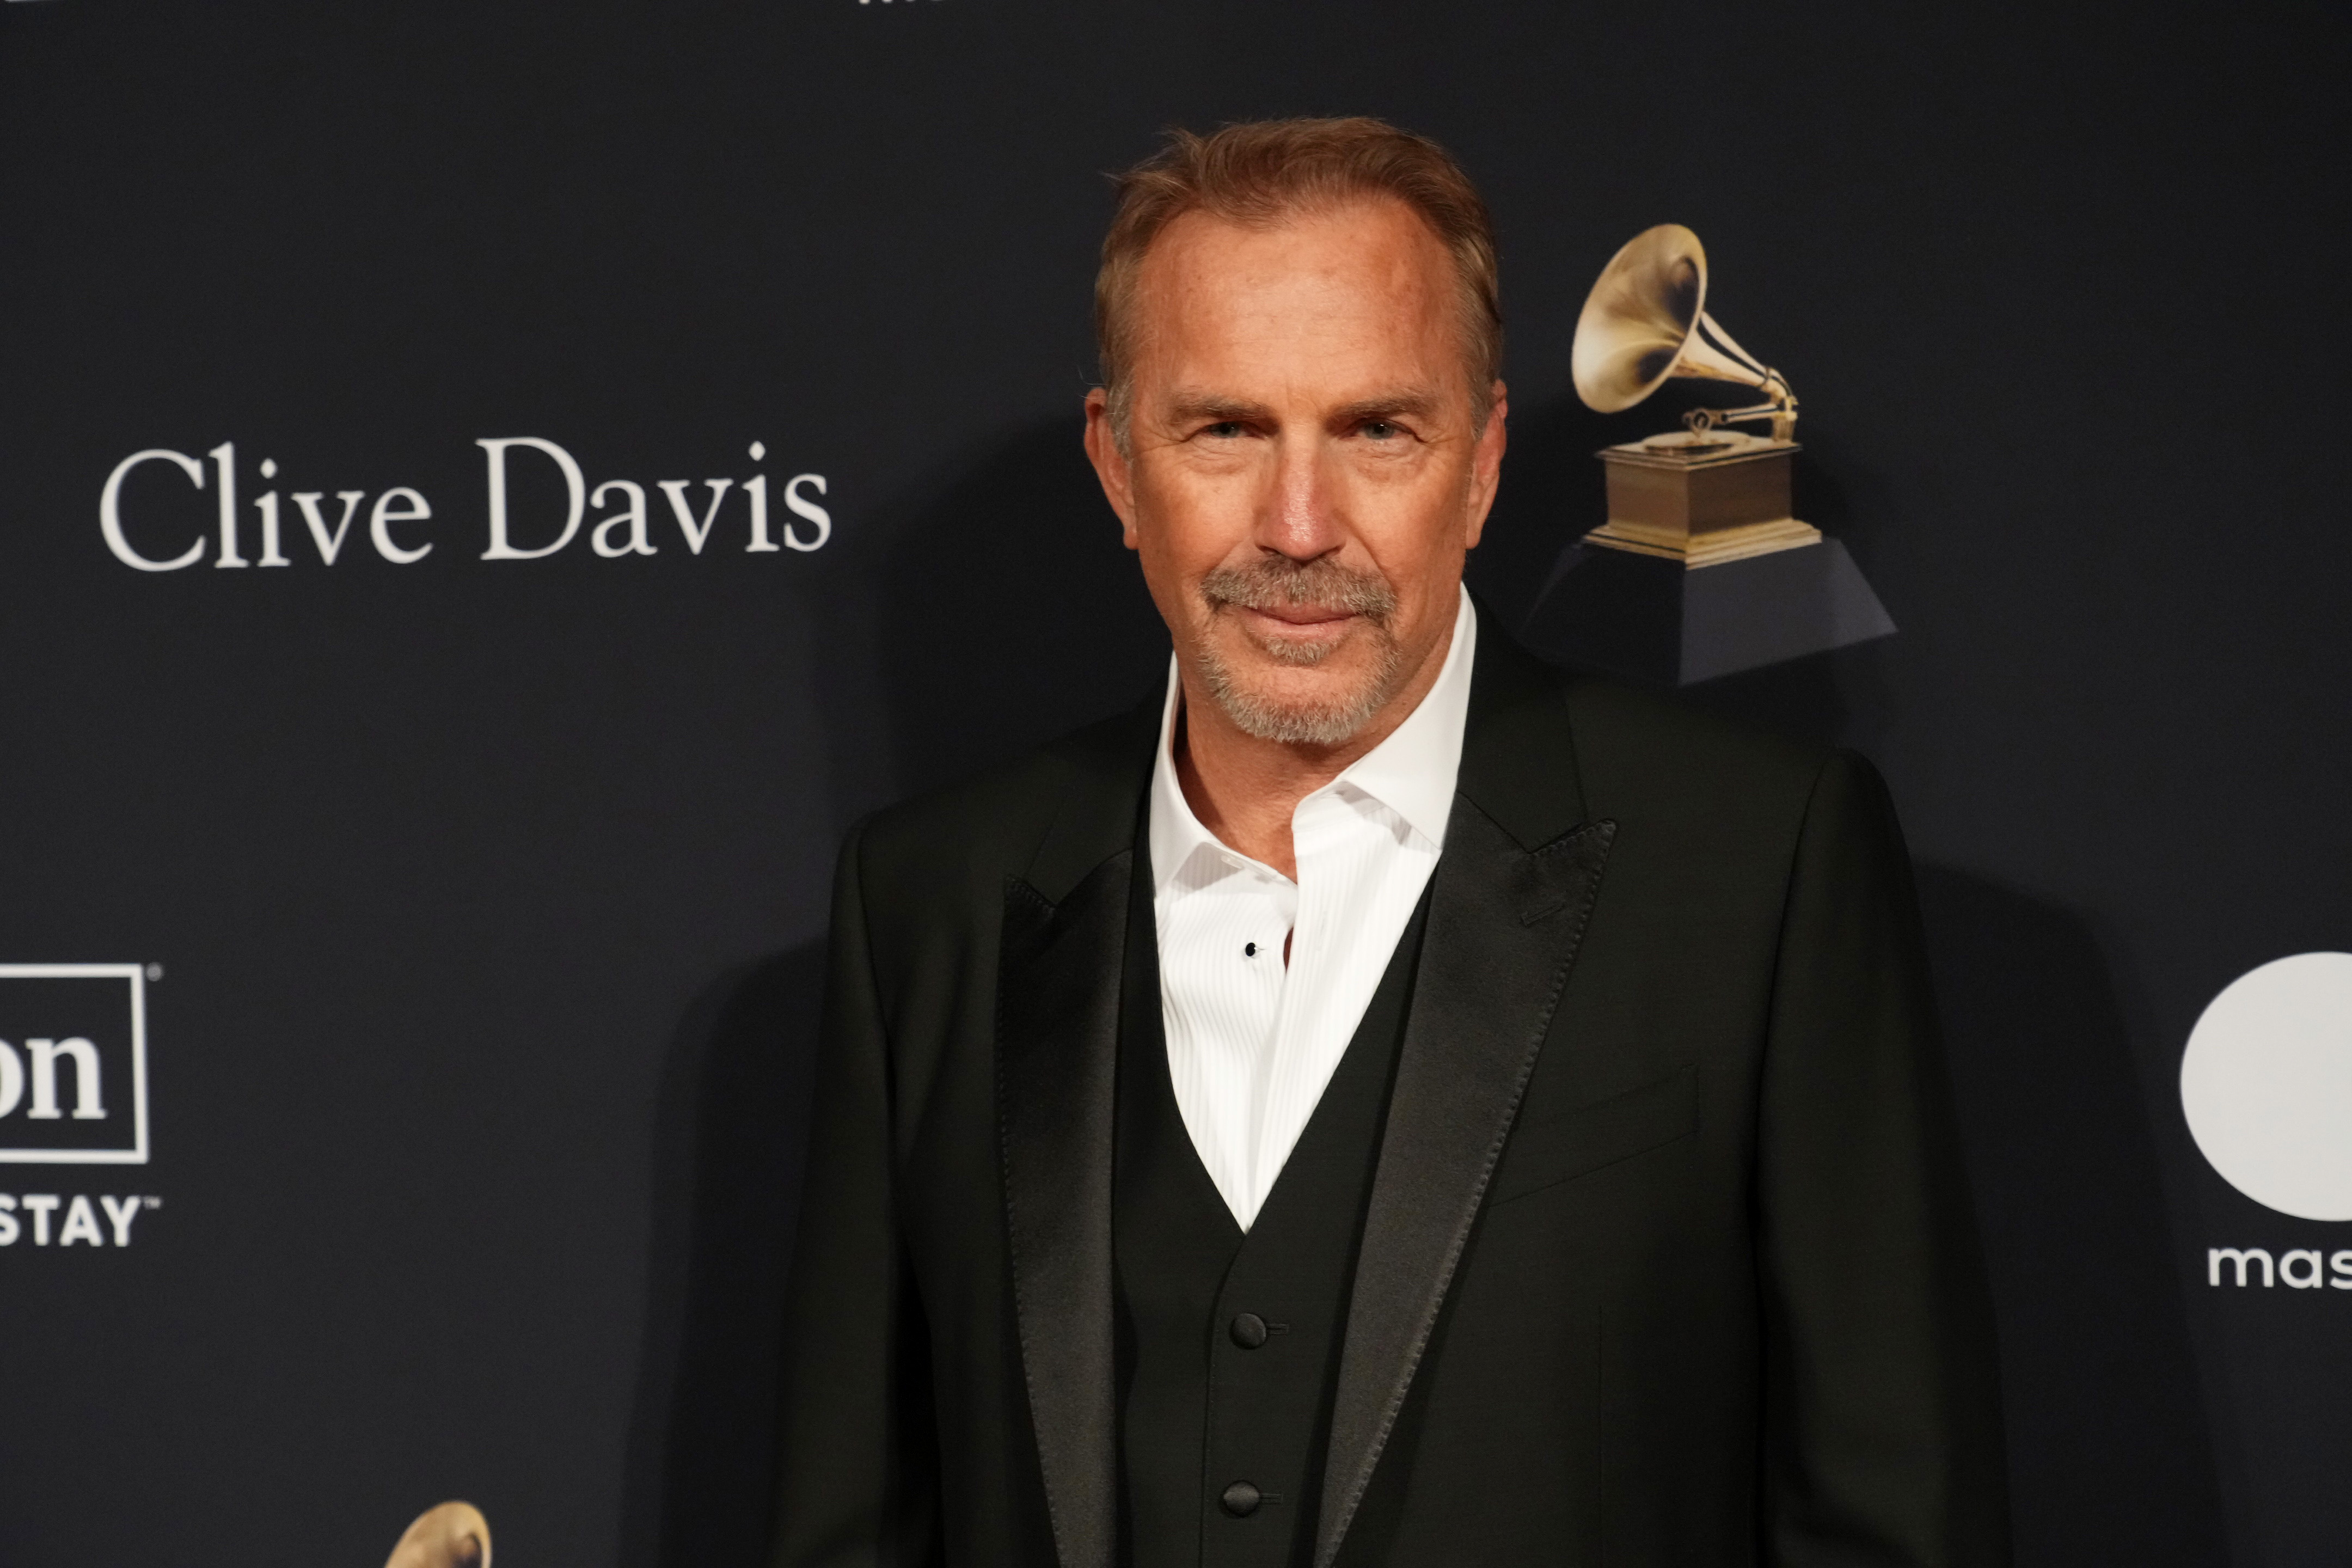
[
  {"xmin": 1143, "ymin": 202, "xmax": 1447, "ymax": 318},
  {"xmin": 1128, "ymin": 202, "xmax": 1472, "ymax": 414}
]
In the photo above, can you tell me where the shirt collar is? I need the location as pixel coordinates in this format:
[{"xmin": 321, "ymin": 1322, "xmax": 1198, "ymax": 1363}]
[{"xmin": 1149, "ymin": 586, "xmax": 1478, "ymax": 894}]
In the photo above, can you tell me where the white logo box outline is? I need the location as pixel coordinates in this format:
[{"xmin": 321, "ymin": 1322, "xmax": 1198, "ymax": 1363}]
[{"xmin": 0, "ymin": 964, "xmax": 149, "ymax": 1165}]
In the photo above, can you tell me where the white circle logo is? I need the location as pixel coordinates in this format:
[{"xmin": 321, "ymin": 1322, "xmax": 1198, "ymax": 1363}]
[{"xmin": 2180, "ymin": 952, "xmax": 2352, "ymax": 1221}]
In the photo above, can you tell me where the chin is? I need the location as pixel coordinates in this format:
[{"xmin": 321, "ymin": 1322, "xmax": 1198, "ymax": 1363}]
[{"xmin": 1199, "ymin": 644, "xmax": 1404, "ymax": 748}]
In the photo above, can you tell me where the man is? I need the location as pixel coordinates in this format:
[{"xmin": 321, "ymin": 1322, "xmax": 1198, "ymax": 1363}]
[{"xmin": 770, "ymin": 118, "xmax": 2008, "ymax": 1567}]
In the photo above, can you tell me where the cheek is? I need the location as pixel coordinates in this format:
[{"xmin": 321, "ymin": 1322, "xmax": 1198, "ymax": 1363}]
[
  {"xmin": 1342, "ymin": 461, "xmax": 1473, "ymax": 572},
  {"xmin": 1127, "ymin": 492, "xmax": 1221, "ymax": 626},
  {"xmin": 1135, "ymin": 460, "xmax": 1259, "ymax": 572}
]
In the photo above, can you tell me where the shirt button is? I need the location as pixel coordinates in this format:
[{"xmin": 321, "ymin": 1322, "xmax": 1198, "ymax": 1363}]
[
  {"xmin": 1220, "ymin": 1481, "xmax": 1262, "ymax": 1517},
  {"xmin": 1229, "ymin": 1312, "xmax": 1269, "ymax": 1349},
  {"xmin": 1244, "ymin": 941, "xmax": 1258, "ymax": 958}
]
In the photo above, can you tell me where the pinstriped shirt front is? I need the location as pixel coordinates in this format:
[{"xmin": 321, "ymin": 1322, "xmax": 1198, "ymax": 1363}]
[{"xmin": 1147, "ymin": 589, "xmax": 1476, "ymax": 1230}]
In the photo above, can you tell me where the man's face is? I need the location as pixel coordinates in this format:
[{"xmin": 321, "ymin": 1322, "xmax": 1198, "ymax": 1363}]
[{"xmin": 1085, "ymin": 198, "xmax": 1506, "ymax": 748}]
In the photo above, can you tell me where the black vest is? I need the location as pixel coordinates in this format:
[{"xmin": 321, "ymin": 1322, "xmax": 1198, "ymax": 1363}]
[{"xmin": 1114, "ymin": 836, "xmax": 1429, "ymax": 1568}]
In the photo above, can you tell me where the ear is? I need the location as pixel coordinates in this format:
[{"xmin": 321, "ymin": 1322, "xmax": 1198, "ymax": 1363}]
[
  {"xmin": 1082, "ymin": 387, "xmax": 1142, "ymax": 549},
  {"xmin": 1461, "ymin": 381, "xmax": 1508, "ymax": 550}
]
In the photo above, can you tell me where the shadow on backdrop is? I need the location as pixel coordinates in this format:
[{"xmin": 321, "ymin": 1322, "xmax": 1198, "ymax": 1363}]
[
  {"xmin": 620, "ymin": 944, "xmax": 828, "ymax": 1568},
  {"xmin": 878, "ymin": 420, "xmax": 1169, "ymax": 798},
  {"xmin": 1465, "ymin": 389, "xmax": 1614, "ymax": 633},
  {"xmin": 1913, "ymin": 868, "xmax": 2226, "ymax": 1567}
]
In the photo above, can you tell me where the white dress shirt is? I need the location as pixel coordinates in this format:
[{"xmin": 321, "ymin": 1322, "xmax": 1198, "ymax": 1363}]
[{"xmin": 1148, "ymin": 588, "xmax": 1477, "ymax": 1229}]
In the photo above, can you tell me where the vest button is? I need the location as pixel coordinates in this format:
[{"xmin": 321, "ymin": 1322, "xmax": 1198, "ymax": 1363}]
[
  {"xmin": 1229, "ymin": 1312, "xmax": 1269, "ymax": 1349},
  {"xmin": 1220, "ymin": 1481, "xmax": 1262, "ymax": 1517}
]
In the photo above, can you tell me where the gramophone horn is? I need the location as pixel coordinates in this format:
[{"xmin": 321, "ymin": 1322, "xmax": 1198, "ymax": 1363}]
[
  {"xmin": 384, "ymin": 1502, "xmax": 491, "ymax": 1568},
  {"xmin": 1572, "ymin": 224, "xmax": 1787, "ymax": 418}
]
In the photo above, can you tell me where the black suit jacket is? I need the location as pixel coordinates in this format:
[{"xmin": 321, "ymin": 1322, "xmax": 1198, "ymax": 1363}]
[{"xmin": 768, "ymin": 627, "xmax": 2009, "ymax": 1568}]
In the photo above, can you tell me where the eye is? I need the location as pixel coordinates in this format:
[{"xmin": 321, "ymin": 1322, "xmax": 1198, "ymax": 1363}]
[
  {"xmin": 1361, "ymin": 420, "xmax": 1403, "ymax": 440},
  {"xmin": 1202, "ymin": 421, "xmax": 1246, "ymax": 440}
]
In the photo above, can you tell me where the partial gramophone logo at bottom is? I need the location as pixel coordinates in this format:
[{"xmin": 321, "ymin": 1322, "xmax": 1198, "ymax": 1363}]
[
  {"xmin": 1522, "ymin": 224, "xmax": 1897, "ymax": 687},
  {"xmin": 385, "ymin": 1503, "xmax": 490, "ymax": 1568}
]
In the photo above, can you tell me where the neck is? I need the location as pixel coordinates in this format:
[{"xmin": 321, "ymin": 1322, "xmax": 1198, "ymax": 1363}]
[{"xmin": 1173, "ymin": 610, "xmax": 1457, "ymax": 881}]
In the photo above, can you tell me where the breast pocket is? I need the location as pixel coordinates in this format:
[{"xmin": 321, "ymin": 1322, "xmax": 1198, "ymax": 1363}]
[{"xmin": 1487, "ymin": 1065, "xmax": 1699, "ymax": 1206}]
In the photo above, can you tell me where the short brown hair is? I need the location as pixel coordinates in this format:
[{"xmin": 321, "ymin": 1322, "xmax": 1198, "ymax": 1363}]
[{"xmin": 1095, "ymin": 117, "xmax": 1503, "ymax": 446}]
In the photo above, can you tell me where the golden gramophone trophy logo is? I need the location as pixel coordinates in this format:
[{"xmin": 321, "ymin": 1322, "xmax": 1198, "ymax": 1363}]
[
  {"xmin": 1574, "ymin": 224, "xmax": 1813, "ymax": 566},
  {"xmin": 1526, "ymin": 224, "xmax": 1894, "ymax": 684}
]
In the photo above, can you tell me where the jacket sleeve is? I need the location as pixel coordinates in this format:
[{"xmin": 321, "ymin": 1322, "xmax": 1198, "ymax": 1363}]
[
  {"xmin": 769, "ymin": 822, "xmax": 942, "ymax": 1568},
  {"xmin": 1757, "ymin": 752, "xmax": 2011, "ymax": 1567}
]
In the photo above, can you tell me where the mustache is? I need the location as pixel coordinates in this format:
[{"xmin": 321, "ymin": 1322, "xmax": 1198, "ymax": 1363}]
[{"xmin": 1198, "ymin": 556, "xmax": 1398, "ymax": 621}]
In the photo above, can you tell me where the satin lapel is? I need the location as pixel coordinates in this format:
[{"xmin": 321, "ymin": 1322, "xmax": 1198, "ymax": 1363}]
[
  {"xmin": 995, "ymin": 689, "xmax": 1159, "ymax": 1568},
  {"xmin": 1315, "ymin": 626, "xmax": 1616, "ymax": 1567},
  {"xmin": 998, "ymin": 850, "xmax": 1129, "ymax": 1568}
]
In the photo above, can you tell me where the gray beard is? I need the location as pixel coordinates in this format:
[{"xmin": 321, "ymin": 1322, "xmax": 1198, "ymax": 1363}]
[{"xmin": 1192, "ymin": 557, "xmax": 1406, "ymax": 746}]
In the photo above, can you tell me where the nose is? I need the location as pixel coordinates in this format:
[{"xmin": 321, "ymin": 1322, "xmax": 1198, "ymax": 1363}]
[{"xmin": 1257, "ymin": 433, "xmax": 1344, "ymax": 564}]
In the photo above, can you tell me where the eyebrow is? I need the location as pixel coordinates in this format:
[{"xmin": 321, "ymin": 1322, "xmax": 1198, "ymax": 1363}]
[
  {"xmin": 1165, "ymin": 392, "xmax": 1275, "ymax": 427},
  {"xmin": 1160, "ymin": 387, "xmax": 1448, "ymax": 428},
  {"xmin": 1328, "ymin": 389, "xmax": 1445, "ymax": 426}
]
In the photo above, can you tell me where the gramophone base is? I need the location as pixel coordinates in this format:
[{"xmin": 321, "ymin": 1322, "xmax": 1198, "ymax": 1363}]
[
  {"xmin": 1593, "ymin": 430, "xmax": 1815, "ymax": 565},
  {"xmin": 1520, "ymin": 535, "xmax": 1896, "ymax": 687},
  {"xmin": 1583, "ymin": 516, "xmax": 1822, "ymax": 567}
]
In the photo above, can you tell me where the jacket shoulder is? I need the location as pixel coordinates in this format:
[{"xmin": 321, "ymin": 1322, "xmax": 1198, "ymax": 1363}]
[
  {"xmin": 1559, "ymin": 671, "xmax": 1843, "ymax": 834},
  {"xmin": 850, "ymin": 702, "xmax": 1155, "ymax": 918}
]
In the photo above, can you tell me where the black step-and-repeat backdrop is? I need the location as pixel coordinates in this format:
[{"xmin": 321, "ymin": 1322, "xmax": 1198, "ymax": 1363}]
[{"xmin": 4, "ymin": 3, "xmax": 2348, "ymax": 1564}]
